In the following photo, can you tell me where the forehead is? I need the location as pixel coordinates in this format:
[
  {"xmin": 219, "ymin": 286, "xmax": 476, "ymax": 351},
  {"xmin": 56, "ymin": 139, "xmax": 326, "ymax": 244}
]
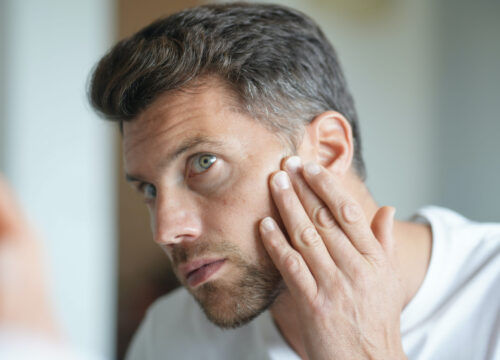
[
  {"xmin": 122, "ymin": 80, "xmax": 280, "ymax": 173},
  {"xmin": 124, "ymin": 79, "xmax": 235, "ymax": 140}
]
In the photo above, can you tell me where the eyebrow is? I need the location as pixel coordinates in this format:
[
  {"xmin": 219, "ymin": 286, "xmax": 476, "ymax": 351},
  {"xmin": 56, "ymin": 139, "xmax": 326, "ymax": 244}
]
[{"xmin": 125, "ymin": 135, "xmax": 225, "ymax": 183}]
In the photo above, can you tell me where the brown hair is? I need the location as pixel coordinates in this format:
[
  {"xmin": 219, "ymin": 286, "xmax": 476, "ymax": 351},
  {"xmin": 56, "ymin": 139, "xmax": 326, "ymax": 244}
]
[{"xmin": 89, "ymin": 2, "xmax": 366, "ymax": 179}]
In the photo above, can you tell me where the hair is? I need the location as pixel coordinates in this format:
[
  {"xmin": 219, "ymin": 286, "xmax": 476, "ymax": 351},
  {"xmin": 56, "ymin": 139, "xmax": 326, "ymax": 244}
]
[{"xmin": 89, "ymin": 2, "xmax": 366, "ymax": 179}]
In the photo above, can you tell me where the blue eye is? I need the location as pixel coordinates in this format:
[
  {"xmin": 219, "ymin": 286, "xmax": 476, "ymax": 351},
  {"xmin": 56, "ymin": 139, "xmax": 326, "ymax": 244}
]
[
  {"xmin": 141, "ymin": 183, "xmax": 157, "ymax": 199},
  {"xmin": 191, "ymin": 154, "xmax": 217, "ymax": 175}
]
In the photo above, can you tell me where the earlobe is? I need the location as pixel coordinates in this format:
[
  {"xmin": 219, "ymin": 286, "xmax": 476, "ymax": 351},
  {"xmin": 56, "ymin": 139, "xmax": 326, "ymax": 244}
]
[{"xmin": 306, "ymin": 111, "xmax": 354, "ymax": 175}]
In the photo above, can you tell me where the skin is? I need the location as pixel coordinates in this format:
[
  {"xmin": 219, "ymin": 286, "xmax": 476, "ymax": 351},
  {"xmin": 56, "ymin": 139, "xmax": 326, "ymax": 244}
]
[
  {"xmin": 264, "ymin": 162, "xmax": 405, "ymax": 359},
  {"xmin": 123, "ymin": 79, "xmax": 432, "ymax": 359},
  {"xmin": 123, "ymin": 80, "xmax": 290, "ymax": 327},
  {"xmin": 0, "ymin": 78, "xmax": 431, "ymax": 358}
]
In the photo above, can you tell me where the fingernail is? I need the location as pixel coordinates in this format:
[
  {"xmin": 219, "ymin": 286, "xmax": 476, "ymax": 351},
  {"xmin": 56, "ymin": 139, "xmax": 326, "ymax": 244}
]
[
  {"xmin": 304, "ymin": 162, "xmax": 321, "ymax": 175},
  {"xmin": 261, "ymin": 217, "xmax": 275, "ymax": 232},
  {"xmin": 273, "ymin": 171, "xmax": 290, "ymax": 189},
  {"xmin": 285, "ymin": 156, "xmax": 301, "ymax": 172}
]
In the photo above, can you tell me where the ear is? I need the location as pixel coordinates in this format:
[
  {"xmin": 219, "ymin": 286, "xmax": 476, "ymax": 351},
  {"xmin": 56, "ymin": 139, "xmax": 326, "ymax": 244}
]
[{"xmin": 303, "ymin": 111, "xmax": 354, "ymax": 175}]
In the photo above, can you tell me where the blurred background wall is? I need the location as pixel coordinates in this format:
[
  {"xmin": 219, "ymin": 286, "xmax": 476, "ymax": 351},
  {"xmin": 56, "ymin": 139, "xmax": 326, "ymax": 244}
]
[
  {"xmin": 244, "ymin": 0, "xmax": 500, "ymax": 222},
  {"xmin": 0, "ymin": 0, "xmax": 498, "ymax": 359},
  {"xmin": 0, "ymin": 0, "xmax": 6, "ymax": 171},
  {"xmin": 0, "ymin": 0, "xmax": 116, "ymax": 358},
  {"xmin": 435, "ymin": 0, "xmax": 500, "ymax": 222}
]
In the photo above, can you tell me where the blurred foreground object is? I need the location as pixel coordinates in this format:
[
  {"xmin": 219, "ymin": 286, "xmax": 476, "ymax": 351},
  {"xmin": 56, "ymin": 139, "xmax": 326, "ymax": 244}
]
[
  {"xmin": 0, "ymin": 175, "xmax": 60, "ymax": 339},
  {"xmin": 0, "ymin": 176, "xmax": 103, "ymax": 360}
]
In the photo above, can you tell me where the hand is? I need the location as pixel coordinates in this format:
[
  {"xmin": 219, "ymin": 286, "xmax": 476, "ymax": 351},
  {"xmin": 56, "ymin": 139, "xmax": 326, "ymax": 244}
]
[
  {"xmin": 259, "ymin": 157, "xmax": 407, "ymax": 360},
  {"xmin": 0, "ymin": 175, "xmax": 60, "ymax": 339}
]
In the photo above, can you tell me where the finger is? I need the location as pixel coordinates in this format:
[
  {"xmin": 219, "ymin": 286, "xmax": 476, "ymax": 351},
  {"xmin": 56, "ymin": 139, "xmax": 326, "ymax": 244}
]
[
  {"xmin": 371, "ymin": 206, "xmax": 396, "ymax": 256},
  {"xmin": 0, "ymin": 175, "xmax": 27, "ymax": 236},
  {"xmin": 259, "ymin": 217, "xmax": 317, "ymax": 302},
  {"xmin": 282, "ymin": 156, "xmax": 363, "ymax": 273},
  {"xmin": 270, "ymin": 171, "xmax": 336, "ymax": 287},
  {"xmin": 302, "ymin": 163, "xmax": 382, "ymax": 259}
]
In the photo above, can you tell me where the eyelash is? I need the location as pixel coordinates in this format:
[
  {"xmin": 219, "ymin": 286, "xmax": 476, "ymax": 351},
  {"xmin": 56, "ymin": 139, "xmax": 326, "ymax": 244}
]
[
  {"xmin": 138, "ymin": 182, "xmax": 156, "ymax": 200},
  {"xmin": 136, "ymin": 153, "xmax": 217, "ymax": 199}
]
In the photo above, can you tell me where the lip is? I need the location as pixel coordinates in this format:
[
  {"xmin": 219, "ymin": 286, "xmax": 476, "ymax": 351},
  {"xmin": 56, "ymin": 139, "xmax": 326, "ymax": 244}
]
[{"xmin": 179, "ymin": 258, "xmax": 226, "ymax": 288}]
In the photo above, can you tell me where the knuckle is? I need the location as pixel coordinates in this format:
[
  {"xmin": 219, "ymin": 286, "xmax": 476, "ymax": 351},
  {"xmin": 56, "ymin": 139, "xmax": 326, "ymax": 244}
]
[
  {"xmin": 282, "ymin": 252, "xmax": 301, "ymax": 274},
  {"xmin": 365, "ymin": 252, "xmax": 384, "ymax": 268},
  {"xmin": 313, "ymin": 206, "xmax": 337, "ymax": 230},
  {"xmin": 332, "ymin": 274, "xmax": 351, "ymax": 298},
  {"xmin": 309, "ymin": 292, "xmax": 328, "ymax": 316},
  {"xmin": 341, "ymin": 201, "xmax": 362, "ymax": 223},
  {"xmin": 298, "ymin": 226, "xmax": 321, "ymax": 248},
  {"xmin": 351, "ymin": 264, "xmax": 371, "ymax": 287},
  {"xmin": 266, "ymin": 233, "xmax": 281, "ymax": 251}
]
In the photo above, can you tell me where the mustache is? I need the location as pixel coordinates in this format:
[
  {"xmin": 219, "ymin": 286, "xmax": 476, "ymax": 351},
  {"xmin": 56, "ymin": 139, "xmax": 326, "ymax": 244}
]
[{"xmin": 171, "ymin": 240, "xmax": 241, "ymax": 267}]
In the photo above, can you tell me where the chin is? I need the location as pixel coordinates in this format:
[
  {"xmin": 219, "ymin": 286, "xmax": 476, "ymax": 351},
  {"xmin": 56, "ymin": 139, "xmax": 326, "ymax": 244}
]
[{"xmin": 191, "ymin": 269, "xmax": 284, "ymax": 329}]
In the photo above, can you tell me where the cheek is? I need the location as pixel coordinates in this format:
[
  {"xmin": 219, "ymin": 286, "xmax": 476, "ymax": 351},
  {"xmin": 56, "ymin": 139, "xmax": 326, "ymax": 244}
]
[{"xmin": 203, "ymin": 173, "xmax": 276, "ymax": 256}]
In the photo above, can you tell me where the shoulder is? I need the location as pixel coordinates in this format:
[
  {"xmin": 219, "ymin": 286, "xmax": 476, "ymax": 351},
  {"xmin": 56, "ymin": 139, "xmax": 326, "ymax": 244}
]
[
  {"xmin": 415, "ymin": 205, "xmax": 500, "ymax": 249},
  {"xmin": 412, "ymin": 205, "xmax": 499, "ymax": 294},
  {"xmin": 402, "ymin": 206, "xmax": 500, "ymax": 359}
]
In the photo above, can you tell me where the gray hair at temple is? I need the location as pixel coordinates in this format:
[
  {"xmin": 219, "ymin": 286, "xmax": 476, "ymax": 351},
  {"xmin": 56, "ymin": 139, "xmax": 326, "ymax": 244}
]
[{"xmin": 89, "ymin": 2, "xmax": 366, "ymax": 180}]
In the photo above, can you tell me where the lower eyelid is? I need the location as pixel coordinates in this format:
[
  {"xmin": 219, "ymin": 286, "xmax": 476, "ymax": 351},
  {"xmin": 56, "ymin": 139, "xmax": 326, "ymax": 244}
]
[{"xmin": 188, "ymin": 159, "xmax": 227, "ymax": 186}]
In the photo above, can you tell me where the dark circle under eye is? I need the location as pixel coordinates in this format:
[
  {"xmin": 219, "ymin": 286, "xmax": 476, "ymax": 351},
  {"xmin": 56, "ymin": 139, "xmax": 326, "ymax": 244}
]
[{"xmin": 198, "ymin": 154, "xmax": 216, "ymax": 169}]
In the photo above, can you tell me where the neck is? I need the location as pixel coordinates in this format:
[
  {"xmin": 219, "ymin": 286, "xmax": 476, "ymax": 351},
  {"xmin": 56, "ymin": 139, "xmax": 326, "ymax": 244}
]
[{"xmin": 269, "ymin": 173, "xmax": 432, "ymax": 359}]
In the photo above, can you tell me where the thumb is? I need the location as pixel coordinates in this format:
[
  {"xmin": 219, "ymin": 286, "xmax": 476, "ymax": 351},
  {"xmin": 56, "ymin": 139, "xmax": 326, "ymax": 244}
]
[{"xmin": 371, "ymin": 206, "xmax": 396, "ymax": 256}]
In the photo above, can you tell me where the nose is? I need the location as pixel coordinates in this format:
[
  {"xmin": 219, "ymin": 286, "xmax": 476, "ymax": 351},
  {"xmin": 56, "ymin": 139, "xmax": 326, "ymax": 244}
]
[{"xmin": 152, "ymin": 191, "xmax": 202, "ymax": 247}]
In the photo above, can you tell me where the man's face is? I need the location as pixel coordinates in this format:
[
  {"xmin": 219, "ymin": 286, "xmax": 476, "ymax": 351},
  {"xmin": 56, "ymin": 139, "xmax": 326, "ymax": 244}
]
[{"xmin": 123, "ymin": 81, "xmax": 290, "ymax": 328}]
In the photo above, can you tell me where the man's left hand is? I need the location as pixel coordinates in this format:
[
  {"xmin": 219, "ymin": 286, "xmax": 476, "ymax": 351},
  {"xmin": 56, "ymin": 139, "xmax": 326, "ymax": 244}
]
[{"xmin": 259, "ymin": 156, "xmax": 407, "ymax": 360}]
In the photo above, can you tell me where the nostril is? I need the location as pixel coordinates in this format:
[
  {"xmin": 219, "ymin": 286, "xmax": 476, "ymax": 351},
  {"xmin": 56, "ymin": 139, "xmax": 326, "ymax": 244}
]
[
  {"xmin": 173, "ymin": 233, "xmax": 199, "ymax": 244},
  {"xmin": 155, "ymin": 232, "xmax": 199, "ymax": 247}
]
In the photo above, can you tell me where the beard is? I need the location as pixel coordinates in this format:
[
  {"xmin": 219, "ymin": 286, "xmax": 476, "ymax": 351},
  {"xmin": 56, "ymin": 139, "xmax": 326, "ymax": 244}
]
[{"xmin": 171, "ymin": 239, "xmax": 283, "ymax": 329}]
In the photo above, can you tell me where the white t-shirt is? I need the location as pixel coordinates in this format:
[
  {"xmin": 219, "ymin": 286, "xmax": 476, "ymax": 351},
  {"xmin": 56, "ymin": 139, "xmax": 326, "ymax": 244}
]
[{"xmin": 126, "ymin": 207, "xmax": 500, "ymax": 360}]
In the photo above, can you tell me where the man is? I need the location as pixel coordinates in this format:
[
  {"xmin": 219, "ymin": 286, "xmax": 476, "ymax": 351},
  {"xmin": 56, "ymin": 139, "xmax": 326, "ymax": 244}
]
[{"xmin": 88, "ymin": 3, "xmax": 499, "ymax": 360}]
